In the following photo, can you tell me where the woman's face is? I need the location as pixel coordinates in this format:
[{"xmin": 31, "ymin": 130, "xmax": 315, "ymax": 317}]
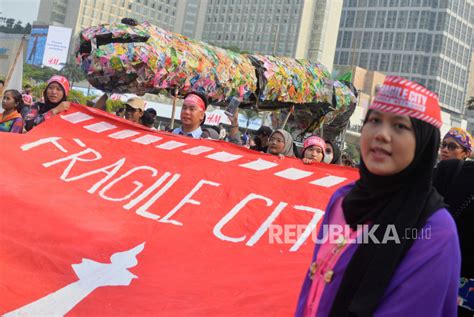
[
  {"xmin": 124, "ymin": 105, "xmax": 143, "ymax": 123},
  {"xmin": 360, "ymin": 110, "xmax": 416, "ymax": 176},
  {"xmin": 2, "ymin": 92, "xmax": 18, "ymax": 111},
  {"xmin": 268, "ymin": 132, "xmax": 286, "ymax": 155},
  {"xmin": 304, "ymin": 145, "xmax": 324, "ymax": 162},
  {"xmin": 324, "ymin": 142, "xmax": 334, "ymax": 163},
  {"xmin": 46, "ymin": 82, "xmax": 65, "ymax": 104},
  {"xmin": 439, "ymin": 136, "xmax": 469, "ymax": 160}
]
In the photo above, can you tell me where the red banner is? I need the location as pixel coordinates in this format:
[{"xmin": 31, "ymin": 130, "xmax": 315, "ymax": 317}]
[{"xmin": 0, "ymin": 104, "xmax": 357, "ymax": 316}]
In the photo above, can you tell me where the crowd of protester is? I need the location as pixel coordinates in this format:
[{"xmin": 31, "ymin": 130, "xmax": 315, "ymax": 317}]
[{"xmin": 2, "ymin": 72, "xmax": 473, "ymax": 315}]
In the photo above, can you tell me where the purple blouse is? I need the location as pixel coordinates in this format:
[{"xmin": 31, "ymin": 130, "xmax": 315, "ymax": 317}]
[{"xmin": 295, "ymin": 184, "xmax": 461, "ymax": 317}]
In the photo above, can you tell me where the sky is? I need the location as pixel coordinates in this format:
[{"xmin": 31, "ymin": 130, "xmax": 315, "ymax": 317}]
[{"xmin": 0, "ymin": 0, "xmax": 41, "ymax": 25}]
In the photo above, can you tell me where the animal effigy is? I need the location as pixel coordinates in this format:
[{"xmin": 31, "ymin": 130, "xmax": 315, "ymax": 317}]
[{"xmin": 76, "ymin": 20, "xmax": 357, "ymax": 134}]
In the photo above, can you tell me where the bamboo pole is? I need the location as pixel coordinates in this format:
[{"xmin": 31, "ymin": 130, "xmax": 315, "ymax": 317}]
[
  {"xmin": 170, "ymin": 88, "xmax": 178, "ymax": 129},
  {"xmin": 280, "ymin": 105, "xmax": 294, "ymax": 129},
  {"xmin": 4, "ymin": 35, "xmax": 26, "ymax": 89}
]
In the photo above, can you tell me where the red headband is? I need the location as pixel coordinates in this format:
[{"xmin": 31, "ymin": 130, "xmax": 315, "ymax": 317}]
[
  {"xmin": 303, "ymin": 136, "xmax": 326, "ymax": 151},
  {"xmin": 370, "ymin": 76, "xmax": 441, "ymax": 128},
  {"xmin": 47, "ymin": 75, "xmax": 70, "ymax": 96},
  {"xmin": 184, "ymin": 94, "xmax": 206, "ymax": 111}
]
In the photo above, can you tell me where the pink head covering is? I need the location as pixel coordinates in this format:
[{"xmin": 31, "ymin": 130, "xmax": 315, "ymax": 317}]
[
  {"xmin": 303, "ymin": 136, "xmax": 326, "ymax": 152},
  {"xmin": 47, "ymin": 75, "xmax": 70, "ymax": 96},
  {"xmin": 370, "ymin": 76, "xmax": 441, "ymax": 128},
  {"xmin": 184, "ymin": 93, "xmax": 206, "ymax": 111}
]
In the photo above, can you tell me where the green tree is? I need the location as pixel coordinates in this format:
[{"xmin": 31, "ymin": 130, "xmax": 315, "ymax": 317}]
[
  {"xmin": 68, "ymin": 89, "xmax": 95, "ymax": 105},
  {"xmin": 31, "ymin": 83, "xmax": 47, "ymax": 100},
  {"xmin": 23, "ymin": 64, "xmax": 58, "ymax": 82},
  {"xmin": 105, "ymin": 99, "xmax": 125, "ymax": 114},
  {"xmin": 344, "ymin": 143, "xmax": 360, "ymax": 163},
  {"xmin": 13, "ymin": 20, "xmax": 23, "ymax": 32},
  {"xmin": 467, "ymin": 96, "xmax": 474, "ymax": 110},
  {"xmin": 24, "ymin": 23, "xmax": 31, "ymax": 34},
  {"xmin": 60, "ymin": 63, "xmax": 85, "ymax": 87},
  {"xmin": 5, "ymin": 18, "xmax": 14, "ymax": 29},
  {"xmin": 241, "ymin": 108, "xmax": 261, "ymax": 128}
]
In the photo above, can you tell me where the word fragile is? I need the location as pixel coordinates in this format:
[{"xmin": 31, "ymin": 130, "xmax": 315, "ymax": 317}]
[{"xmin": 21, "ymin": 137, "xmax": 326, "ymax": 252}]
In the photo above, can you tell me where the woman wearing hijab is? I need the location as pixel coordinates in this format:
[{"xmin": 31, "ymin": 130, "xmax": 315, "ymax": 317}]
[
  {"xmin": 439, "ymin": 127, "xmax": 472, "ymax": 161},
  {"xmin": 24, "ymin": 75, "xmax": 71, "ymax": 131},
  {"xmin": 301, "ymin": 135, "xmax": 326, "ymax": 164},
  {"xmin": 323, "ymin": 140, "xmax": 341, "ymax": 165},
  {"xmin": 433, "ymin": 159, "xmax": 474, "ymax": 316},
  {"xmin": 201, "ymin": 127, "xmax": 220, "ymax": 140},
  {"xmin": 267, "ymin": 129, "xmax": 295, "ymax": 158},
  {"xmin": 434, "ymin": 130, "xmax": 474, "ymax": 316},
  {"xmin": 296, "ymin": 76, "xmax": 460, "ymax": 317}
]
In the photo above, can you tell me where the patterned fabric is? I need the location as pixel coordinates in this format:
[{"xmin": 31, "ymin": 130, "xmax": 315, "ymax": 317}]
[
  {"xmin": 296, "ymin": 184, "xmax": 460, "ymax": 317},
  {"xmin": 458, "ymin": 278, "xmax": 474, "ymax": 311},
  {"xmin": 23, "ymin": 102, "xmax": 55, "ymax": 131},
  {"xmin": 370, "ymin": 76, "xmax": 442, "ymax": 128},
  {"xmin": 444, "ymin": 127, "xmax": 472, "ymax": 152},
  {"xmin": 0, "ymin": 111, "xmax": 24, "ymax": 133}
]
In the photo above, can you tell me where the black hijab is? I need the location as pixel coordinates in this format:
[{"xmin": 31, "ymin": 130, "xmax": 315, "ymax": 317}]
[
  {"xmin": 325, "ymin": 139, "xmax": 341, "ymax": 164},
  {"xmin": 330, "ymin": 116, "xmax": 445, "ymax": 316},
  {"xmin": 433, "ymin": 159, "xmax": 474, "ymax": 278},
  {"xmin": 434, "ymin": 159, "xmax": 474, "ymax": 217},
  {"xmin": 38, "ymin": 83, "xmax": 67, "ymax": 114}
]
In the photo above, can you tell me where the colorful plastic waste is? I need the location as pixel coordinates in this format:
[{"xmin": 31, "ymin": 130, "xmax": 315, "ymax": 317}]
[{"xmin": 76, "ymin": 21, "xmax": 357, "ymax": 130}]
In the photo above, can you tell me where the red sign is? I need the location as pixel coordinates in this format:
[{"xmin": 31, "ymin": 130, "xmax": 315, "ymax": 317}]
[{"xmin": 0, "ymin": 104, "xmax": 357, "ymax": 316}]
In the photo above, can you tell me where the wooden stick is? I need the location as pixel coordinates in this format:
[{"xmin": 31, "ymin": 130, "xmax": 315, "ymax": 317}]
[
  {"xmin": 280, "ymin": 105, "xmax": 294, "ymax": 129},
  {"xmin": 170, "ymin": 88, "xmax": 178, "ymax": 129},
  {"xmin": 4, "ymin": 35, "xmax": 26, "ymax": 89}
]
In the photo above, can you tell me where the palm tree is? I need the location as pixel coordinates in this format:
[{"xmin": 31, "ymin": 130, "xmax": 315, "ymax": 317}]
[{"xmin": 60, "ymin": 63, "xmax": 85, "ymax": 87}]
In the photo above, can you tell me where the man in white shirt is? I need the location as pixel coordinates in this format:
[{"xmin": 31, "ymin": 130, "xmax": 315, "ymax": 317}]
[{"xmin": 172, "ymin": 92, "xmax": 208, "ymax": 138}]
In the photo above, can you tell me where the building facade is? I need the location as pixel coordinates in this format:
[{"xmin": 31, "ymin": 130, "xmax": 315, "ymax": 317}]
[
  {"xmin": 336, "ymin": 65, "xmax": 464, "ymax": 151},
  {"xmin": 466, "ymin": 52, "xmax": 474, "ymax": 133},
  {"xmin": 335, "ymin": 0, "xmax": 473, "ymax": 126},
  {"xmin": 200, "ymin": 0, "xmax": 343, "ymax": 71},
  {"xmin": 36, "ymin": 0, "xmax": 343, "ymax": 71},
  {"xmin": 36, "ymin": 0, "xmax": 197, "ymax": 62}
]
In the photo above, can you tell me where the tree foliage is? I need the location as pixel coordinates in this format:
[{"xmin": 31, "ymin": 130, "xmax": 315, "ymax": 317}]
[
  {"xmin": 105, "ymin": 99, "xmax": 125, "ymax": 114},
  {"xmin": 0, "ymin": 17, "xmax": 31, "ymax": 34},
  {"xmin": 467, "ymin": 96, "xmax": 474, "ymax": 110},
  {"xmin": 23, "ymin": 64, "xmax": 59, "ymax": 83}
]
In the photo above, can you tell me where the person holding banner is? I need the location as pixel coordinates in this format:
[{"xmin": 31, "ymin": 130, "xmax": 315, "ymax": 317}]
[
  {"xmin": 301, "ymin": 135, "xmax": 326, "ymax": 164},
  {"xmin": 1, "ymin": 89, "xmax": 25, "ymax": 133},
  {"xmin": 172, "ymin": 92, "xmax": 208, "ymax": 138},
  {"xmin": 123, "ymin": 97, "xmax": 145, "ymax": 124},
  {"xmin": 24, "ymin": 75, "xmax": 71, "ymax": 131},
  {"xmin": 296, "ymin": 76, "xmax": 460, "ymax": 317},
  {"xmin": 267, "ymin": 129, "xmax": 295, "ymax": 158}
]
